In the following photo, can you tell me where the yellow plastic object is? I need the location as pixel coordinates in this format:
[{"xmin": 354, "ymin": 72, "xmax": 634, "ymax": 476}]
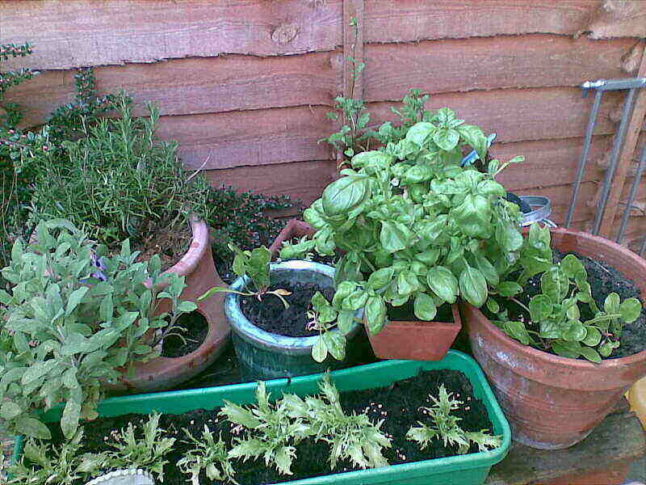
[{"xmin": 627, "ymin": 377, "xmax": 646, "ymax": 429}]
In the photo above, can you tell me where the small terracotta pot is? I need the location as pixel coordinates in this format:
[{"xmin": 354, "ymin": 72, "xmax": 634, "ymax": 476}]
[
  {"xmin": 366, "ymin": 304, "xmax": 462, "ymax": 361},
  {"xmin": 116, "ymin": 219, "xmax": 230, "ymax": 392},
  {"xmin": 464, "ymin": 227, "xmax": 646, "ymax": 449},
  {"xmin": 269, "ymin": 219, "xmax": 316, "ymax": 258}
]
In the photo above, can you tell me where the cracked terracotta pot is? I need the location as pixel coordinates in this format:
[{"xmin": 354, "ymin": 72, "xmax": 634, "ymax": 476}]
[
  {"xmin": 269, "ymin": 219, "xmax": 317, "ymax": 258},
  {"xmin": 366, "ymin": 304, "xmax": 462, "ymax": 361},
  {"xmin": 115, "ymin": 218, "xmax": 230, "ymax": 392},
  {"xmin": 464, "ymin": 227, "xmax": 646, "ymax": 449}
]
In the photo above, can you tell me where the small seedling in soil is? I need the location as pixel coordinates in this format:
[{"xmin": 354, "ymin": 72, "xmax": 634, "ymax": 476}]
[
  {"xmin": 407, "ymin": 385, "xmax": 502, "ymax": 455},
  {"xmin": 282, "ymin": 375, "xmax": 391, "ymax": 470},
  {"xmin": 199, "ymin": 245, "xmax": 291, "ymax": 308},
  {"xmin": 105, "ymin": 412, "xmax": 175, "ymax": 482},
  {"xmin": 178, "ymin": 425, "xmax": 238, "ymax": 485},
  {"xmin": 220, "ymin": 382, "xmax": 307, "ymax": 476},
  {"xmin": 307, "ymin": 291, "xmax": 356, "ymax": 362}
]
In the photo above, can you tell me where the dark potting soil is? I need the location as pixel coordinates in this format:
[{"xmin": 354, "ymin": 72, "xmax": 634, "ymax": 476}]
[
  {"xmin": 132, "ymin": 219, "xmax": 192, "ymax": 271},
  {"xmin": 160, "ymin": 311, "xmax": 209, "ymax": 358},
  {"xmin": 387, "ymin": 301, "xmax": 454, "ymax": 323},
  {"xmin": 490, "ymin": 249, "xmax": 646, "ymax": 359},
  {"xmin": 49, "ymin": 369, "xmax": 495, "ymax": 485},
  {"xmin": 240, "ymin": 282, "xmax": 334, "ymax": 338}
]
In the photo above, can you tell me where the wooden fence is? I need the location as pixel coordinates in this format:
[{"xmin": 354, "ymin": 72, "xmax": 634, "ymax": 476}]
[{"xmin": 2, "ymin": 0, "xmax": 646, "ymax": 250}]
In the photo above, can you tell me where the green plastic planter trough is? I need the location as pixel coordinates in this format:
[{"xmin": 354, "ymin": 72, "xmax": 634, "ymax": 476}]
[{"xmin": 13, "ymin": 351, "xmax": 510, "ymax": 485}]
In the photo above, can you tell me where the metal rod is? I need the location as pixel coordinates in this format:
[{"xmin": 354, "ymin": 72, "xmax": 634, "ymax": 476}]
[
  {"xmin": 566, "ymin": 90, "xmax": 603, "ymax": 227},
  {"xmin": 591, "ymin": 88, "xmax": 638, "ymax": 235},
  {"xmin": 582, "ymin": 78, "xmax": 646, "ymax": 92},
  {"xmin": 617, "ymin": 143, "xmax": 646, "ymax": 243}
]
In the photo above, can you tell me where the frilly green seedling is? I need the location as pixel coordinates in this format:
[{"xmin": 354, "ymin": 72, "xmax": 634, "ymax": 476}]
[
  {"xmin": 199, "ymin": 244, "xmax": 291, "ymax": 308},
  {"xmin": 407, "ymin": 385, "xmax": 502, "ymax": 455},
  {"xmin": 178, "ymin": 425, "xmax": 238, "ymax": 485}
]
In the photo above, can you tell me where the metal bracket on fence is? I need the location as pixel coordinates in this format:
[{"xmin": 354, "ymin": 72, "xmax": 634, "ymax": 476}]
[{"xmin": 566, "ymin": 77, "xmax": 646, "ymax": 254}]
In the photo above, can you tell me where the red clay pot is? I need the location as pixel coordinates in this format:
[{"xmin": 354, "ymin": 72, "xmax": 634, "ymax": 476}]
[
  {"xmin": 367, "ymin": 304, "xmax": 462, "ymax": 361},
  {"xmin": 464, "ymin": 227, "xmax": 646, "ymax": 449},
  {"xmin": 269, "ymin": 219, "xmax": 316, "ymax": 258},
  {"xmin": 116, "ymin": 219, "xmax": 230, "ymax": 392}
]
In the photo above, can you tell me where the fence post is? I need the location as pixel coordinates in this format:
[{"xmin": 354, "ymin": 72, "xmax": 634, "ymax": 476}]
[{"xmin": 598, "ymin": 45, "xmax": 646, "ymax": 238}]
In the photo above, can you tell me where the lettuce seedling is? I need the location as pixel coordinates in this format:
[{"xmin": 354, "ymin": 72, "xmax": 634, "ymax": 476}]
[
  {"xmin": 220, "ymin": 382, "xmax": 309, "ymax": 476},
  {"xmin": 282, "ymin": 375, "xmax": 391, "ymax": 470},
  {"xmin": 199, "ymin": 244, "xmax": 291, "ymax": 308},
  {"xmin": 178, "ymin": 425, "xmax": 238, "ymax": 485},
  {"xmin": 407, "ymin": 385, "xmax": 501, "ymax": 455}
]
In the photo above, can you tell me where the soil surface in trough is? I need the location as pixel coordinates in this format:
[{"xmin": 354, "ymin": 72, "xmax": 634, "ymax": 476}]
[{"xmin": 50, "ymin": 369, "xmax": 496, "ymax": 485}]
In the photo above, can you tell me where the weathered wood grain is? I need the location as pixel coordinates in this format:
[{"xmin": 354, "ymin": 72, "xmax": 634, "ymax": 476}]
[
  {"xmin": 368, "ymin": 88, "xmax": 624, "ymax": 144},
  {"xmin": 7, "ymin": 52, "xmax": 341, "ymax": 127},
  {"xmin": 493, "ymin": 136, "xmax": 610, "ymax": 192},
  {"xmin": 587, "ymin": 0, "xmax": 646, "ymax": 40},
  {"xmin": 364, "ymin": 0, "xmax": 645, "ymax": 43},
  {"xmin": 599, "ymin": 46, "xmax": 646, "ymax": 237},
  {"xmin": 157, "ymin": 106, "xmax": 336, "ymax": 170},
  {"xmin": 0, "ymin": 0, "xmax": 343, "ymax": 70},
  {"xmin": 365, "ymin": 36, "xmax": 642, "ymax": 101},
  {"xmin": 205, "ymin": 160, "xmax": 338, "ymax": 207}
]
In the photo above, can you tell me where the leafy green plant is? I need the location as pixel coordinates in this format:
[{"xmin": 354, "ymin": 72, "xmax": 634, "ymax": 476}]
[
  {"xmin": 220, "ymin": 382, "xmax": 308, "ymax": 476},
  {"xmin": 0, "ymin": 220, "xmax": 196, "ymax": 439},
  {"xmin": 488, "ymin": 225, "xmax": 642, "ymax": 362},
  {"xmin": 29, "ymin": 94, "xmax": 213, "ymax": 249},
  {"xmin": 406, "ymin": 385, "xmax": 502, "ymax": 455},
  {"xmin": 283, "ymin": 104, "xmax": 524, "ymax": 360},
  {"xmin": 306, "ymin": 290, "xmax": 358, "ymax": 362},
  {"xmin": 178, "ymin": 425, "xmax": 238, "ymax": 485},
  {"xmin": 282, "ymin": 376, "xmax": 391, "ymax": 469},
  {"xmin": 105, "ymin": 412, "xmax": 175, "ymax": 481},
  {"xmin": 199, "ymin": 245, "xmax": 291, "ymax": 308}
]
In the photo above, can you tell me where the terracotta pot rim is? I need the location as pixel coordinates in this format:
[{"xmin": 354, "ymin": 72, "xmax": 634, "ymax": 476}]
[
  {"xmin": 466, "ymin": 226, "xmax": 646, "ymax": 369},
  {"xmin": 162, "ymin": 216, "xmax": 209, "ymax": 278}
]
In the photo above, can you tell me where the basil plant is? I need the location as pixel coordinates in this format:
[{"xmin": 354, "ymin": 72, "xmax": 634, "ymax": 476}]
[
  {"xmin": 0, "ymin": 220, "xmax": 196, "ymax": 440},
  {"xmin": 282, "ymin": 108, "xmax": 524, "ymax": 361}
]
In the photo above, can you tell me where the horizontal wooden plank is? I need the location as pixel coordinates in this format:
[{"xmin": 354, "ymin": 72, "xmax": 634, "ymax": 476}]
[
  {"xmin": 0, "ymin": 0, "xmax": 343, "ymax": 70},
  {"xmin": 205, "ymin": 160, "xmax": 337, "ymax": 207},
  {"xmin": 365, "ymin": 36, "xmax": 640, "ymax": 102},
  {"xmin": 158, "ymin": 106, "xmax": 336, "ymax": 170},
  {"xmin": 364, "ymin": 0, "xmax": 645, "ymax": 43},
  {"xmin": 368, "ymin": 88, "xmax": 625, "ymax": 144},
  {"xmin": 7, "ymin": 52, "xmax": 341, "ymax": 127},
  {"xmin": 493, "ymin": 136, "xmax": 610, "ymax": 192}
]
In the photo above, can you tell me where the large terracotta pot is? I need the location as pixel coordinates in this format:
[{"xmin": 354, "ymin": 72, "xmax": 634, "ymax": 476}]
[
  {"xmin": 367, "ymin": 304, "xmax": 462, "ymax": 361},
  {"xmin": 464, "ymin": 227, "xmax": 646, "ymax": 449},
  {"xmin": 117, "ymin": 218, "xmax": 230, "ymax": 392}
]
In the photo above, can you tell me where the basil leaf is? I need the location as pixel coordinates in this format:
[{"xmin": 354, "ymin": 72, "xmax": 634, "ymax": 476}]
[
  {"xmin": 414, "ymin": 293, "xmax": 437, "ymax": 321},
  {"xmin": 459, "ymin": 266, "xmax": 488, "ymax": 307},
  {"xmin": 427, "ymin": 266, "xmax": 458, "ymax": 304}
]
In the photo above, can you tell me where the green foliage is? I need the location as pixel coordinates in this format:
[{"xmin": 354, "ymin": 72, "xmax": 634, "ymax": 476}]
[
  {"xmin": 282, "ymin": 375, "xmax": 391, "ymax": 469},
  {"xmin": 7, "ymin": 430, "xmax": 91, "ymax": 485},
  {"xmin": 221, "ymin": 382, "xmax": 308, "ymax": 476},
  {"xmin": 489, "ymin": 226, "xmax": 642, "ymax": 362},
  {"xmin": 0, "ymin": 221, "xmax": 196, "ymax": 439},
  {"xmin": 406, "ymin": 385, "xmax": 502, "ymax": 455},
  {"xmin": 178, "ymin": 425, "xmax": 238, "ymax": 485},
  {"xmin": 284, "ymin": 100, "xmax": 524, "ymax": 360},
  {"xmin": 207, "ymin": 185, "xmax": 294, "ymax": 263},
  {"xmin": 30, "ymin": 94, "xmax": 212, "ymax": 247},
  {"xmin": 105, "ymin": 412, "xmax": 175, "ymax": 481},
  {"xmin": 199, "ymin": 245, "xmax": 291, "ymax": 307},
  {"xmin": 307, "ymin": 291, "xmax": 356, "ymax": 362}
]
